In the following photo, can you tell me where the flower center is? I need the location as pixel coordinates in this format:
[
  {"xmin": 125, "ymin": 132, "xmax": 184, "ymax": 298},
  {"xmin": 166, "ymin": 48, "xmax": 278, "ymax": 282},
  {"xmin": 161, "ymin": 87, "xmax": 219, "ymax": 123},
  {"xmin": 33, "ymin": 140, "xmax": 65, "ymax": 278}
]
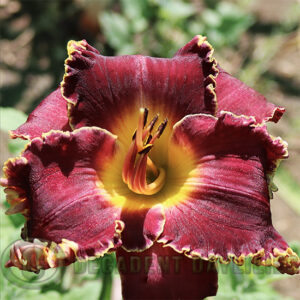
[{"xmin": 122, "ymin": 108, "xmax": 168, "ymax": 195}]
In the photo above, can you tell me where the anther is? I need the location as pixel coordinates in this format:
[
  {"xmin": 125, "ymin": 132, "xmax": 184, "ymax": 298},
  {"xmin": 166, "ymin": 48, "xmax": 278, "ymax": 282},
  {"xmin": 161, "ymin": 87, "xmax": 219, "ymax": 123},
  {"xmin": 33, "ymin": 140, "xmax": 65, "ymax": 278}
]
[
  {"xmin": 136, "ymin": 108, "xmax": 147, "ymax": 151},
  {"xmin": 146, "ymin": 134, "xmax": 152, "ymax": 145},
  {"xmin": 132, "ymin": 130, "xmax": 137, "ymax": 140},
  {"xmin": 157, "ymin": 118, "xmax": 168, "ymax": 137},
  {"xmin": 138, "ymin": 144, "xmax": 153, "ymax": 155},
  {"xmin": 149, "ymin": 118, "xmax": 168, "ymax": 144},
  {"xmin": 147, "ymin": 114, "xmax": 159, "ymax": 132},
  {"xmin": 143, "ymin": 108, "xmax": 149, "ymax": 127}
]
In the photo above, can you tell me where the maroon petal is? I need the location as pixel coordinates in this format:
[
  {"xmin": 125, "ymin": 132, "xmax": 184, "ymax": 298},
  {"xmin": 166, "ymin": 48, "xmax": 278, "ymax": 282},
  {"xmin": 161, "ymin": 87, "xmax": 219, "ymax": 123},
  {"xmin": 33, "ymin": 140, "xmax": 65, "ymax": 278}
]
[
  {"xmin": 11, "ymin": 88, "xmax": 71, "ymax": 140},
  {"xmin": 120, "ymin": 205, "xmax": 165, "ymax": 251},
  {"xmin": 159, "ymin": 112, "xmax": 300, "ymax": 274},
  {"xmin": 216, "ymin": 69, "xmax": 285, "ymax": 123},
  {"xmin": 61, "ymin": 36, "xmax": 218, "ymax": 134},
  {"xmin": 117, "ymin": 242, "xmax": 218, "ymax": 300},
  {"xmin": 1, "ymin": 128, "xmax": 124, "ymax": 270}
]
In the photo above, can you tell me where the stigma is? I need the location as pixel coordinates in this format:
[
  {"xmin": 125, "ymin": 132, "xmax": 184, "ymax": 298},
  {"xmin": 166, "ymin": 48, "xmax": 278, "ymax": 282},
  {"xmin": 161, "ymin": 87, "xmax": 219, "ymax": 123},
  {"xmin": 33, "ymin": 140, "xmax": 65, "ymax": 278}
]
[{"xmin": 122, "ymin": 108, "xmax": 167, "ymax": 195}]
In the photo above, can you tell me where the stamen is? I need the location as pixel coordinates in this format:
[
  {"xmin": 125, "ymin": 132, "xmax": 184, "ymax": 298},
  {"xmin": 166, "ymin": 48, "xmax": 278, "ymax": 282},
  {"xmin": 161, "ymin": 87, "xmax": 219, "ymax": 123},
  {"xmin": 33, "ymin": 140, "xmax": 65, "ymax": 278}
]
[
  {"xmin": 138, "ymin": 144, "xmax": 153, "ymax": 155},
  {"xmin": 146, "ymin": 134, "xmax": 152, "ymax": 145},
  {"xmin": 122, "ymin": 108, "xmax": 168, "ymax": 195},
  {"xmin": 158, "ymin": 118, "xmax": 168, "ymax": 136},
  {"xmin": 143, "ymin": 108, "xmax": 149, "ymax": 127},
  {"xmin": 136, "ymin": 108, "xmax": 145, "ymax": 151},
  {"xmin": 147, "ymin": 157, "xmax": 159, "ymax": 177},
  {"xmin": 122, "ymin": 142, "xmax": 137, "ymax": 183},
  {"xmin": 132, "ymin": 130, "xmax": 136, "ymax": 140},
  {"xmin": 149, "ymin": 118, "xmax": 168, "ymax": 144},
  {"xmin": 147, "ymin": 115, "xmax": 159, "ymax": 133}
]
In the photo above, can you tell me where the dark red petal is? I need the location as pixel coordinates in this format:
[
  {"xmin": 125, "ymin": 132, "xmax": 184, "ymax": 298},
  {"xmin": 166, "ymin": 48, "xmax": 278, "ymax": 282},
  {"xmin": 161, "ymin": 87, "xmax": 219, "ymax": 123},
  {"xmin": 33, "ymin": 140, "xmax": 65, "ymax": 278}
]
[
  {"xmin": 61, "ymin": 36, "xmax": 218, "ymax": 134},
  {"xmin": 11, "ymin": 88, "xmax": 71, "ymax": 140},
  {"xmin": 1, "ymin": 157, "xmax": 30, "ymax": 218},
  {"xmin": 216, "ymin": 69, "xmax": 285, "ymax": 123},
  {"xmin": 174, "ymin": 35, "xmax": 218, "ymax": 115},
  {"xmin": 159, "ymin": 113, "xmax": 300, "ymax": 275},
  {"xmin": 120, "ymin": 205, "xmax": 165, "ymax": 251},
  {"xmin": 116, "ymin": 243, "xmax": 218, "ymax": 300},
  {"xmin": 1, "ymin": 128, "xmax": 124, "ymax": 270}
]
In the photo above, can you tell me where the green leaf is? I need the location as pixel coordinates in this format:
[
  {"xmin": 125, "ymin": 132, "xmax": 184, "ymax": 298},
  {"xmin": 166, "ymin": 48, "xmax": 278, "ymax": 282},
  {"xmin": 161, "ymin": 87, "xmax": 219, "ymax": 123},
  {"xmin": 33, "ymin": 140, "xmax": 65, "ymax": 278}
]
[
  {"xmin": 202, "ymin": 9, "xmax": 221, "ymax": 27},
  {"xmin": 7, "ymin": 139, "xmax": 28, "ymax": 155},
  {"xmin": 289, "ymin": 241, "xmax": 300, "ymax": 255},
  {"xmin": 216, "ymin": 2, "xmax": 243, "ymax": 18},
  {"xmin": 159, "ymin": 1, "xmax": 194, "ymax": 21},
  {"xmin": 0, "ymin": 107, "xmax": 28, "ymax": 155},
  {"xmin": 215, "ymin": 260, "xmax": 292, "ymax": 299},
  {"xmin": 99, "ymin": 12, "xmax": 132, "ymax": 51},
  {"xmin": 121, "ymin": 0, "xmax": 147, "ymax": 20},
  {"xmin": 275, "ymin": 167, "xmax": 300, "ymax": 216},
  {"xmin": 199, "ymin": 2, "xmax": 254, "ymax": 48},
  {"xmin": 121, "ymin": 0, "xmax": 148, "ymax": 32},
  {"xmin": 0, "ymin": 107, "xmax": 27, "ymax": 132}
]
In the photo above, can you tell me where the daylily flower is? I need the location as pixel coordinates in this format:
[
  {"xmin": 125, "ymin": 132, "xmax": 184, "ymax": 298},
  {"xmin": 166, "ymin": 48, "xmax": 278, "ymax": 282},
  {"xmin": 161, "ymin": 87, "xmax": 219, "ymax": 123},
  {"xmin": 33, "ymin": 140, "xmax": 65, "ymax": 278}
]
[{"xmin": 1, "ymin": 36, "xmax": 299, "ymax": 299}]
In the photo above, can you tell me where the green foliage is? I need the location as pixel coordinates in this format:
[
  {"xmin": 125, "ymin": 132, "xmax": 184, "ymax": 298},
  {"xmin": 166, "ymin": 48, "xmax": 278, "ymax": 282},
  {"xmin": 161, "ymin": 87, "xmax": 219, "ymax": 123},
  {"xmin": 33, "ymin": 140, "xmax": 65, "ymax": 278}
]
[
  {"xmin": 196, "ymin": 2, "xmax": 254, "ymax": 48},
  {"xmin": 0, "ymin": 107, "xmax": 27, "ymax": 132},
  {"xmin": 101, "ymin": 12, "xmax": 132, "ymax": 54},
  {"xmin": 0, "ymin": 107, "xmax": 28, "ymax": 155},
  {"xmin": 158, "ymin": 0, "xmax": 194, "ymax": 21},
  {"xmin": 100, "ymin": 0, "xmax": 253, "ymax": 56},
  {"xmin": 276, "ymin": 167, "xmax": 300, "ymax": 216},
  {"xmin": 216, "ymin": 259, "xmax": 292, "ymax": 300},
  {"xmin": 0, "ymin": 107, "xmax": 28, "ymax": 227}
]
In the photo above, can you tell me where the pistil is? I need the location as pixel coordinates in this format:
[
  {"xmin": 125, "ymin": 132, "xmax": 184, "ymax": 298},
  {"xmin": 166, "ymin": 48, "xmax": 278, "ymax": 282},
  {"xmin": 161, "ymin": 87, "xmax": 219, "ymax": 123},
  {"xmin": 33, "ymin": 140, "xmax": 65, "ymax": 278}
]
[{"xmin": 122, "ymin": 108, "xmax": 167, "ymax": 195}]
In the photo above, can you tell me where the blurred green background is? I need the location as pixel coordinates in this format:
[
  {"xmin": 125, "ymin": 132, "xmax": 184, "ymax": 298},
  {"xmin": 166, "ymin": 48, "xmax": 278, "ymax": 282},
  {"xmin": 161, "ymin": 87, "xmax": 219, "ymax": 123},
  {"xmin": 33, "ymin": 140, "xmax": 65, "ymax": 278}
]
[{"xmin": 0, "ymin": 0, "xmax": 300, "ymax": 299}]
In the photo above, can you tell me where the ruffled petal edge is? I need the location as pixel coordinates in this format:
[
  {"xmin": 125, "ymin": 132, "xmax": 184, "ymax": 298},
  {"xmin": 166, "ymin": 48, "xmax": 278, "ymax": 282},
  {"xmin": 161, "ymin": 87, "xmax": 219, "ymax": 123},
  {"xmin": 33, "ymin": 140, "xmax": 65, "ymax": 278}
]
[
  {"xmin": 10, "ymin": 88, "xmax": 71, "ymax": 140},
  {"xmin": 215, "ymin": 68, "xmax": 286, "ymax": 124},
  {"xmin": 175, "ymin": 35, "xmax": 219, "ymax": 116},
  {"xmin": 1, "ymin": 156, "xmax": 30, "ymax": 219},
  {"xmin": 217, "ymin": 111, "xmax": 288, "ymax": 200},
  {"xmin": 61, "ymin": 39, "xmax": 99, "ymax": 107},
  {"xmin": 157, "ymin": 241, "xmax": 299, "ymax": 275},
  {"xmin": 5, "ymin": 220, "xmax": 124, "ymax": 272}
]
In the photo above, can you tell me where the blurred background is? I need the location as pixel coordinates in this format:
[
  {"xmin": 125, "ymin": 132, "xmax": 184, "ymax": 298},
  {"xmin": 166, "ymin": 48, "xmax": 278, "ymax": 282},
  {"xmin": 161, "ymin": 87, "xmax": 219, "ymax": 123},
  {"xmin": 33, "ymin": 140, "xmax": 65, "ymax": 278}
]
[{"xmin": 0, "ymin": 0, "xmax": 299, "ymax": 299}]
